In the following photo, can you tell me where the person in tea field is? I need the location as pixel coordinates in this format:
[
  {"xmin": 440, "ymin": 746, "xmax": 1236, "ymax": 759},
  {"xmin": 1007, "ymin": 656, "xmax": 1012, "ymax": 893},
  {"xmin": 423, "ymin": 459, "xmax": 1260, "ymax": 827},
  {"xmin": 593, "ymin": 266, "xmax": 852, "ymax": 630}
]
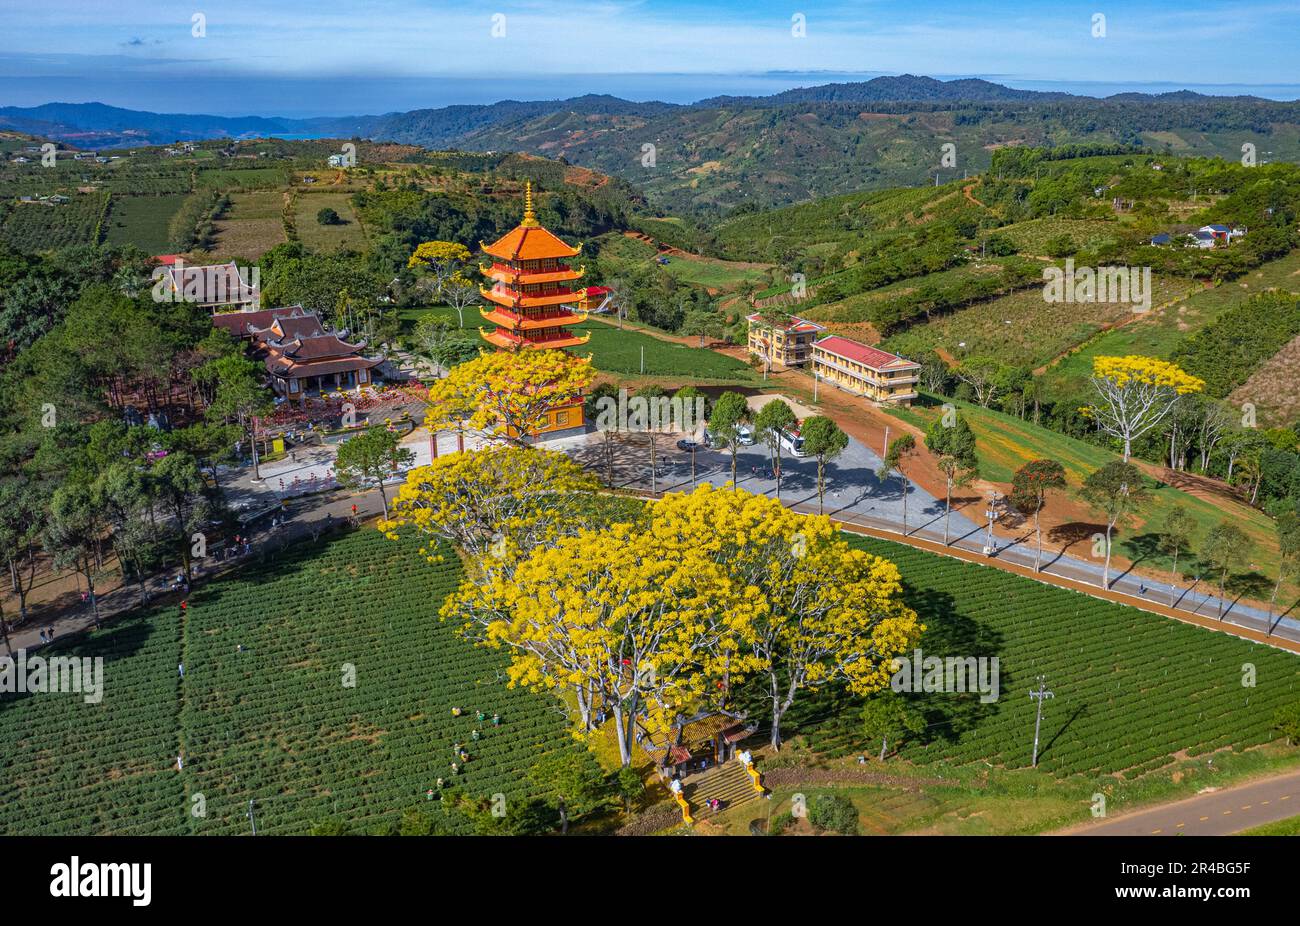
[
  {"xmin": 450, "ymin": 763, "xmax": 459, "ymax": 775},
  {"xmin": 458, "ymin": 749, "xmax": 469, "ymax": 763},
  {"xmin": 476, "ymin": 710, "xmax": 485, "ymax": 723},
  {"xmin": 471, "ymin": 730, "xmax": 480, "ymax": 741},
  {"xmin": 492, "ymin": 713, "xmax": 500, "ymax": 727},
  {"xmin": 451, "ymin": 706, "xmax": 462, "ymax": 717},
  {"xmin": 452, "ymin": 742, "xmax": 462, "ymax": 756}
]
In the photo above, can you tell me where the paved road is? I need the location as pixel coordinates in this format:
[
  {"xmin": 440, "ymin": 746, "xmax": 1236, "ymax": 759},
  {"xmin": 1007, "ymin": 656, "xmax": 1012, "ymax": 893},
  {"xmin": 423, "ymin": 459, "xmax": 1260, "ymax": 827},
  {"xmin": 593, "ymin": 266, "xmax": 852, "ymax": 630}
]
[
  {"xmin": 571, "ymin": 430, "xmax": 1300, "ymax": 647},
  {"xmin": 1065, "ymin": 769, "xmax": 1300, "ymax": 835}
]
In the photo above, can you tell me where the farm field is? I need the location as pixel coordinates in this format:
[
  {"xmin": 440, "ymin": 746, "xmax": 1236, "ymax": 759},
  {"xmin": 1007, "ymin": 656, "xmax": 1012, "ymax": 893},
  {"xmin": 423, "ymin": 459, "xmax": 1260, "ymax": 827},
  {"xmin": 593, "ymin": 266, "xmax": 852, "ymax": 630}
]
[
  {"xmin": 103, "ymin": 193, "xmax": 189, "ymax": 253},
  {"xmin": 292, "ymin": 192, "xmax": 367, "ymax": 253},
  {"xmin": 0, "ymin": 528, "xmax": 586, "ymax": 835},
  {"xmin": 808, "ymin": 258, "xmax": 1027, "ymax": 330},
  {"xmin": 995, "ymin": 217, "xmax": 1126, "ymax": 255},
  {"xmin": 597, "ymin": 233, "xmax": 772, "ymax": 291},
  {"xmin": 1229, "ymin": 333, "xmax": 1300, "ymax": 427},
  {"xmin": 0, "ymin": 193, "xmax": 107, "ymax": 252},
  {"xmin": 196, "ymin": 166, "xmax": 290, "ymax": 191},
  {"xmin": 211, "ymin": 190, "xmax": 287, "ymax": 259},
  {"xmin": 786, "ymin": 533, "xmax": 1300, "ymax": 779},
  {"xmin": 880, "ymin": 273, "xmax": 1200, "ymax": 369},
  {"xmin": 1042, "ymin": 247, "xmax": 1300, "ymax": 400}
]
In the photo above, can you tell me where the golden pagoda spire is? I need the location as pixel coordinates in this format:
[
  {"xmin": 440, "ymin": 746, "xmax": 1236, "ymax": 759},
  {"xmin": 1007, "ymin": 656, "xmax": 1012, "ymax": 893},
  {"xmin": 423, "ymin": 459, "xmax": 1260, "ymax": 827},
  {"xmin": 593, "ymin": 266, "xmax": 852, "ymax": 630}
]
[{"xmin": 521, "ymin": 181, "xmax": 539, "ymax": 227}]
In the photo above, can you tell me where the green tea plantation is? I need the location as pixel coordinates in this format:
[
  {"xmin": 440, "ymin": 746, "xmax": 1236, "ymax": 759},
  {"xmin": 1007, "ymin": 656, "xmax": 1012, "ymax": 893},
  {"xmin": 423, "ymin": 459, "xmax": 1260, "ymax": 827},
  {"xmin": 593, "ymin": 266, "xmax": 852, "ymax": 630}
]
[
  {"xmin": 0, "ymin": 528, "xmax": 584, "ymax": 835},
  {"xmin": 788, "ymin": 536, "xmax": 1300, "ymax": 778}
]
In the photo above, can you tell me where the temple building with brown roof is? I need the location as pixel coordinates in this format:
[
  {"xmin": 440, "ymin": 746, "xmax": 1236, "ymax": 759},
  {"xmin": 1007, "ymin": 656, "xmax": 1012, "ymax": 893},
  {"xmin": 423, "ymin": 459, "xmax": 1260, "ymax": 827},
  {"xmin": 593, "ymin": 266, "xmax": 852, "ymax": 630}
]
[
  {"xmin": 163, "ymin": 260, "xmax": 260, "ymax": 310},
  {"xmin": 211, "ymin": 305, "xmax": 381, "ymax": 402}
]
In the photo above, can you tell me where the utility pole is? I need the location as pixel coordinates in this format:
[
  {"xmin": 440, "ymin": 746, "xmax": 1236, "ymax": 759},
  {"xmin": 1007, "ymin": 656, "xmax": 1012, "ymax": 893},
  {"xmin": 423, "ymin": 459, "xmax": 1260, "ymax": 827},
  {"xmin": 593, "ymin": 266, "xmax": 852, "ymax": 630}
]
[
  {"xmin": 247, "ymin": 798, "xmax": 258, "ymax": 835},
  {"xmin": 813, "ymin": 367, "xmax": 819, "ymax": 402},
  {"xmin": 1029, "ymin": 676, "xmax": 1054, "ymax": 768},
  {"xmin": 983, "ymin": 491, "xmax": 1001, "ymax": 555},
  {"xmin": 640, "ymin": 345, "xmax": 644, "ymax": 375},
  {"xmin": 881, "ymin": 425, "xmax": 890, "ymax": 459}
]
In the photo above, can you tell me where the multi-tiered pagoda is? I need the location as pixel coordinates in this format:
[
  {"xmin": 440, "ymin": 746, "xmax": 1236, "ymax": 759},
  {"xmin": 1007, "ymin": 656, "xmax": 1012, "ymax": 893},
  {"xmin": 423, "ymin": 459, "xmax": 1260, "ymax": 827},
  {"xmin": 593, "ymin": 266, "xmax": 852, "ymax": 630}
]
[{"xmin": 478, "ymin": 182, "xmax": 591, "ymax": 433}]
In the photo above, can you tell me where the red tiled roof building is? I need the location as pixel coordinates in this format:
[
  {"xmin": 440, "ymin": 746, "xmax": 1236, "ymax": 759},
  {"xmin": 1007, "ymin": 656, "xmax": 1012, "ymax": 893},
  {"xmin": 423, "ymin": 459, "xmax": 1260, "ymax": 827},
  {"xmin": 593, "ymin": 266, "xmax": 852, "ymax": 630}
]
[{"xmin": 811, "ymin": 335, "xmax": 919, "ymax": 406}]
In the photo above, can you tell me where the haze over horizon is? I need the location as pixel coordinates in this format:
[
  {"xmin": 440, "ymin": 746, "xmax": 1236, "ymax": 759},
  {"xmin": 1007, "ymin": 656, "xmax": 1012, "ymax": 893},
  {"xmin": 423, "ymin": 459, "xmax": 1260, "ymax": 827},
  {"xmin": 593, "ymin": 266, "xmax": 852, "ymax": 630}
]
[{"xmin": 1, "ymin": 0, "xmax": 1298, "ymax": 116}]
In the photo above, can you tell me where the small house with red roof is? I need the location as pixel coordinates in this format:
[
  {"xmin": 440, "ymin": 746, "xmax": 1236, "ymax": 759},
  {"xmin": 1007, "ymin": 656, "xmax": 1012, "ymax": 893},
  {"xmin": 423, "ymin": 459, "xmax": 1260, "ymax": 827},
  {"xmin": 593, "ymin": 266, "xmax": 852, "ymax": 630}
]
[
  {"xmin": 812, "ymin": 335, "xmax": 920, "ymax": 406},
  {"xmin": 745, "ymin": 312, "xmax": 825, "ymax": 368}
]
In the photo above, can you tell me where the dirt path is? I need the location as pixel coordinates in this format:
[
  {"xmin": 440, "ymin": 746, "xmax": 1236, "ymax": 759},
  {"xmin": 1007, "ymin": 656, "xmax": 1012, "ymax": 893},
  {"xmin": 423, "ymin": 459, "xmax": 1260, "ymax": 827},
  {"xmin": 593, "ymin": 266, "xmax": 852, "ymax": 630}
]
[{"xmin": 962, "ymin": 180, "xmax": 986, "ymax": 208}]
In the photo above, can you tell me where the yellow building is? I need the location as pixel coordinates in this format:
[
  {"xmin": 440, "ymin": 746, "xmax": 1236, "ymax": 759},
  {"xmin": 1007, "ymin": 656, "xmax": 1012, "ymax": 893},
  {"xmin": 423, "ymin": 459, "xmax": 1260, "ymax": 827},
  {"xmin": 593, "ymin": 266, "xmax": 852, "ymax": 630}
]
[
  {"xmin": 812, "ymin": 335, "xmax": 920, "ymax": 406},
  {"xmin": 746, "ymin": 312, "xmax": 825, "ymax": 368}
]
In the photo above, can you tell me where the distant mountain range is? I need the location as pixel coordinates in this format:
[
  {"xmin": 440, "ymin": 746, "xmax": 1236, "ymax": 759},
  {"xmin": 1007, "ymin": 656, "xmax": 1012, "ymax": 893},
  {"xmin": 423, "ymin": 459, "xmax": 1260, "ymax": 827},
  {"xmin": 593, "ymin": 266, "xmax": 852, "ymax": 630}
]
[{"xmin": 6, "ymin": 75, "xmax": 1299, "ymax": 213}]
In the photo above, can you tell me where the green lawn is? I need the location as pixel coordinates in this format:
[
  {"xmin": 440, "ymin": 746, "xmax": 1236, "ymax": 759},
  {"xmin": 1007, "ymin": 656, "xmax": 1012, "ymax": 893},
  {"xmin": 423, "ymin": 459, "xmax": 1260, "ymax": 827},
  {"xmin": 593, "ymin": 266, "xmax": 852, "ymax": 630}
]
[
  {"xmin": 0, "ymin": 528, "xmax": 586, "ymax": 835},
  {"xmin": 401, "ymin": 304, "xmax": 757, "ymax": 382},
  {"xmin": 890, "ymin": 396, "xmax": 1288, "ymax": 594},
  {"xmin": 1237, "ymin": 814, "xmax": 1300, "ymax": 835}
]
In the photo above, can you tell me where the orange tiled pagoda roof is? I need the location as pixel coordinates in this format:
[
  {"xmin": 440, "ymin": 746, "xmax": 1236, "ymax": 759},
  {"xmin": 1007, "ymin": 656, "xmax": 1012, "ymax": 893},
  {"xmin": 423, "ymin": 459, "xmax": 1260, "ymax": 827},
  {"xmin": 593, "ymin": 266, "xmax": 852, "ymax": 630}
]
[
  {"xmin": 480, "ymin": 285, "xmax": 590, "ymax": 310},
  {"xmin": 480, "ymin": 263, "xmax": 585, "ymax": 286},
  {"xmin": 479, "ymin": 182, "xmax": 582, "ymax": 261},
  {"xmin": 480, "ymin": 306, "xmax": 586, "ymax": 331},
  {"xmin": 480, "ymin": 327, "xmax": 590, "ymax": 351}
]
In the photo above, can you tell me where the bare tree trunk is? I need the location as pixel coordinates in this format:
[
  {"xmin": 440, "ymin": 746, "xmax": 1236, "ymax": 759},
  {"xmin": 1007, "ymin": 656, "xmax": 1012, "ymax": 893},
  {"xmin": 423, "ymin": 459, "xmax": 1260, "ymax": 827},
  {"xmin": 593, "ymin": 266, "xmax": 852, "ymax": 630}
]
[
  {"xmin": 1102, "ymin": 523, "xmax": 1113, "ymax": 588},
  {"xmin": 1034, "ymin": 506, "xmax": 1042, "ymax": 572},
  {"xmin": 1169, "ymin": 550, "xmax": 1180, "ymax": 607},
  {"xmin": 944, "ymin": 479, "xmax": 952, "ymax": 545}
]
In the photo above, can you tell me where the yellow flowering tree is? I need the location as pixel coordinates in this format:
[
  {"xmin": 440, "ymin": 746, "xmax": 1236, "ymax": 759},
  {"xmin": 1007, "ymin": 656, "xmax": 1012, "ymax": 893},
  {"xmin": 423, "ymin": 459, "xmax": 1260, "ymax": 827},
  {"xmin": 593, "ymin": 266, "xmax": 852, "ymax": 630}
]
[
  {"xmin": 425, "ymin": 349, "xmax": 594, "ymax": 445},
  {"xmin": 671, "ymin": 485, "xmax": 924, "ymax": 749},
  {"xmin": 442, "ymin": 483, "xmax": 922, "ymax": 764},
  {"xmin": 1088, "ymin": 355, "xmax": 1204, "ymax": 461},
  {"xmin": 407, "ymin": 240, "xmax": 471, "ymax": 301},
  {"xmin": 378, "ymin": 445, "xmax": 600, "ymax": 564}
]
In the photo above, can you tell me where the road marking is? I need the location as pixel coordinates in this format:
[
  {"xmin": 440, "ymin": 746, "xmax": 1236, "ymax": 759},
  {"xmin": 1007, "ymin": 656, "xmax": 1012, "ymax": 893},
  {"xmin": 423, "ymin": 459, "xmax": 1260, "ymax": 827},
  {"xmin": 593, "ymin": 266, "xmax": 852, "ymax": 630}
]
[
  {"xmin": 1200, "ymin": 816, "xmax": 1209, "ymax": 821},
  {"xmin": 1223, "ymin": 810, "xmax": 1232, "ymax": 815},
  {"xmin": 1176, "ymin": 823, "xmax": 1185, "ymax": 828},
  {"xmin": 1262, "ymin": 800, "xmax": 1270, "ymax": 805},
  {"xmin": 1152, "ymin": 829, "xmax": 1162, "ymax": 834},
  {"xmin": 1282, "ymin": 795, "xmax": 1292, "ymax": 801},
  {"xmin": 1242, "ymin": 805, "xmax": 1252, "ymax": 810}
]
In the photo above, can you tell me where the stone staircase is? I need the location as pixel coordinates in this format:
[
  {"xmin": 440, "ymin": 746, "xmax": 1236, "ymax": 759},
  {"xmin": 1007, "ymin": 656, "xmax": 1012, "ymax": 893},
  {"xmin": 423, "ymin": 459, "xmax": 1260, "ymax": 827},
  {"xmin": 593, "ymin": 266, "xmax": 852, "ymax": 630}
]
[{"xmin": 683, "ymin": 761, "xmax": 764, "ymax": 818}]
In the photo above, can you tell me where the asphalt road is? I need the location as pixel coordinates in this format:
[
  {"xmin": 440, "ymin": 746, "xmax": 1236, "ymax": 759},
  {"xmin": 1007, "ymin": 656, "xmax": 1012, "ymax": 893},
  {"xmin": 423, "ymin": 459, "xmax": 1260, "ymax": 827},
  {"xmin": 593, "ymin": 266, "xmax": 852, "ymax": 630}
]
[{"xmin": 1066, "ymin": 769, "xmax": 1300, "ymax": 835}]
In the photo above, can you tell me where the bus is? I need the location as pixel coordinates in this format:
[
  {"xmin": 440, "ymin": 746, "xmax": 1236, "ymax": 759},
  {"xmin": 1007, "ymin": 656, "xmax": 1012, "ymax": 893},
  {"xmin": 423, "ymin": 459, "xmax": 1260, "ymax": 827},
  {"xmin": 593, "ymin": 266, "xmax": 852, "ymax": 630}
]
[{"xmin": 779, "ymin": 427, "xmax": 807, "ymax": 457}]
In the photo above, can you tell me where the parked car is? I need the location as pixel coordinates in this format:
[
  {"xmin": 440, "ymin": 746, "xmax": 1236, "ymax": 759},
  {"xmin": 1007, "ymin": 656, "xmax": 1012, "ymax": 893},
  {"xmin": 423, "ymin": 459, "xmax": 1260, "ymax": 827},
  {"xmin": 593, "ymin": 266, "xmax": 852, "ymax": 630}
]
[
  {"xmin": 676, "ymin": 439, "xmax": 703, "ymax": 452},
  {"xmin": 705, "ymin": 427, "xmax": 755, "ymax": 447}
]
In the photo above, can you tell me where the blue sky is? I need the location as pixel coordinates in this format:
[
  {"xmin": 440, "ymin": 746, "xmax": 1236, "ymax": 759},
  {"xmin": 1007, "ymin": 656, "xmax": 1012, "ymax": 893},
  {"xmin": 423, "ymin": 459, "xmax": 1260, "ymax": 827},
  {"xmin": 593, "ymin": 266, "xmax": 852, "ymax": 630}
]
[{"xmin": 1, "ymin": 1, "xmax": 1297, "ymax": 115}]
